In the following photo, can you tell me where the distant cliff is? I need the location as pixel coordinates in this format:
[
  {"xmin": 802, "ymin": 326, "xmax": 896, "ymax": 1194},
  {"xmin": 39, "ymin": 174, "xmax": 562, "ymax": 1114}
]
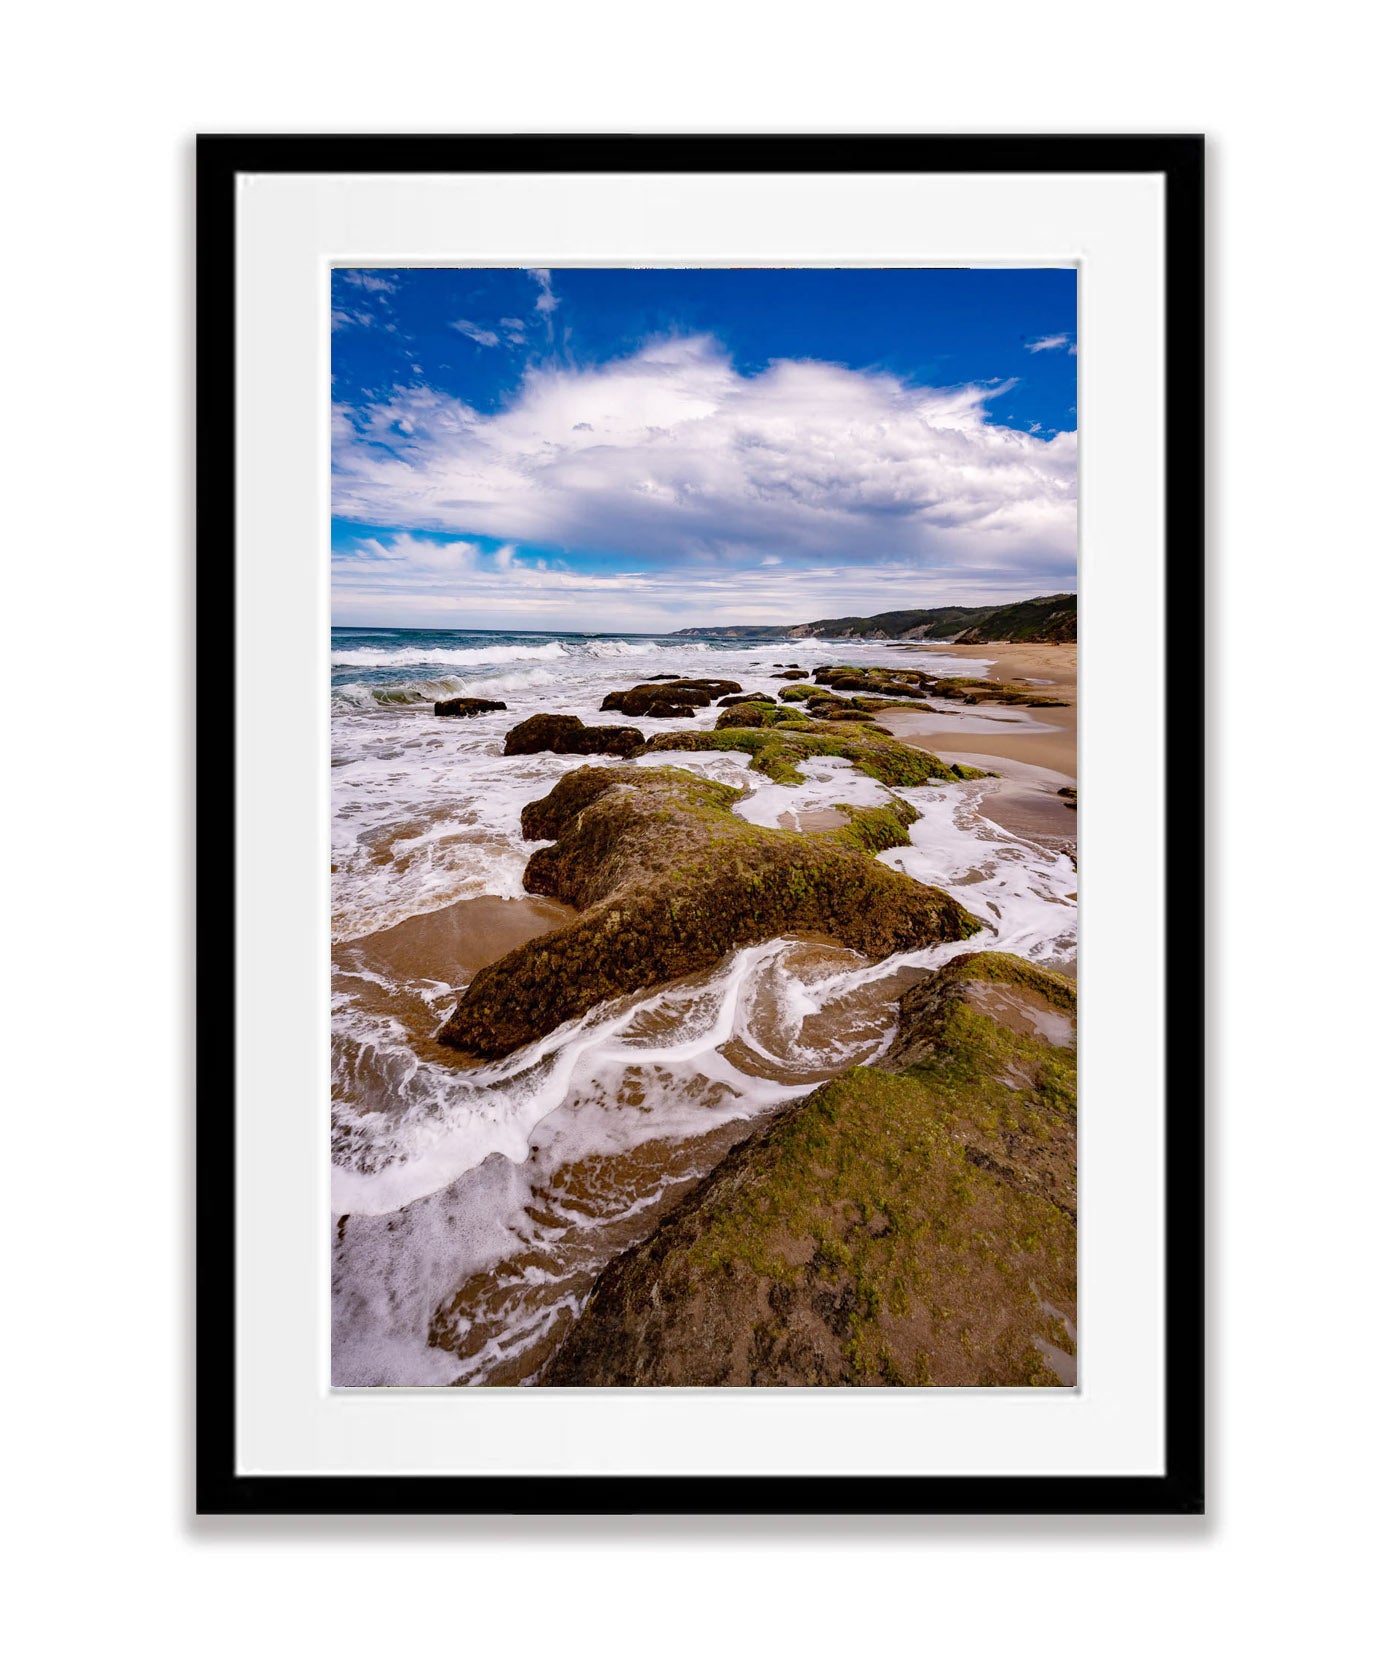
[{"xmin": 674, "ymin": 593, "xmax": 1076, "ymax": 645}]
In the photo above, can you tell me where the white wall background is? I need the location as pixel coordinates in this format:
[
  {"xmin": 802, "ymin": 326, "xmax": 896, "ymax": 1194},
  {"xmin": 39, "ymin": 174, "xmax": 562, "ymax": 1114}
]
[{"xmin": 4, "ymin": 4, "xmax": 1394, "ymax": 1675}]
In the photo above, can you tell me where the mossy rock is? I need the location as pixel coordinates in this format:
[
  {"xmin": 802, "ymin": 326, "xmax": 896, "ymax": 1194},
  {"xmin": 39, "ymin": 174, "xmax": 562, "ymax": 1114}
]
[
  {"xmin": 634, "ymin": 712, "xmax": 990, "ymax": 788},
  {"xmin": 437, "ymin": 766, "xmax": 981, "ymax": 1059},
  {"xmin": 502, "ymin": 714, "xmax": 646, "ymax": 756},
  {"xmin": 709, "ymin": 700, "xmax": 810, "ymax": 730},
  {"xmin": 541, "ymin": 951, "xmax": 1077, "ymax": 1387},
  {"xmin": 810, "ymin": 663, "xmax": 1066, "ymax": 709}
]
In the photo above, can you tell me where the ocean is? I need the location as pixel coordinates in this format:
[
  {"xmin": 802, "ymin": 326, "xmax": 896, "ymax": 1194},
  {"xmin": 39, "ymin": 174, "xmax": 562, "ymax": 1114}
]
[{"xmin": 330, "ymin": 626, "xmax": 1077, "ymax": 1385}]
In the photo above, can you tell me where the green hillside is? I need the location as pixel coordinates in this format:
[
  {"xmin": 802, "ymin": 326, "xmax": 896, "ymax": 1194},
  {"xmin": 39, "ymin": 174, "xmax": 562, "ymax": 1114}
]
[
  {"xmin": 673, "ymin": 593, "xmax": 1075, "ymax": 644},
  {"xmin": 950, "ymin": 595, "xmax": 1077, "ymax": 644}
]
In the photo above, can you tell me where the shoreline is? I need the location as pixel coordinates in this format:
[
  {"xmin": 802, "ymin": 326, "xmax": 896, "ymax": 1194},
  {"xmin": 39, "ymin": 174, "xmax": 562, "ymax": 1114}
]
[
  {"xmin": 880, "ymin": 640, "xmax": 1077, "ymax": 782},
  {"xmin": 331, "ymin": 631, "xmax": 1079, "ymax": 1386}
]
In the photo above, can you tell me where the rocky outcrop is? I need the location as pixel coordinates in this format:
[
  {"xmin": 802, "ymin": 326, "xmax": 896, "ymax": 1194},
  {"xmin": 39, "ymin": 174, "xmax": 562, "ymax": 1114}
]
[
  {"xmin": 811, "ymin": 665, "xmax": 1066, "ymax": 708},
  {"xmin": 432, "ymin": 696, "xmax": 508, "ymax": 717},
  {"xmin": 502, "ymin": 714, "xmax": 646, "ymax": 756},
  {"xmin": 778, "ymin": 683, "xmax": 936, "ymax": 723},
  {"xmin": 601, "ymin": 678, "xmax": 744, "ymax": 718},
  {"xmin": 541, "ymin": 952, "xmax": 1077, "ymax": 1387},
  {"xmin": 437, "ymin": 765, "xmax": 981, "ymax": 1059},
  {"xmin": 630, "ymin": 701, "xmax": 990, "ymax": 788}
]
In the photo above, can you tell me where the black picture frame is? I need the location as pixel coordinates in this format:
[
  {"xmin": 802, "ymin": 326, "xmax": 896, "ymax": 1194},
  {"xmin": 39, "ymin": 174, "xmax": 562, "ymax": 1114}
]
[{"xmin": 196, "ymin": 133, "xmax": 1204, "ymax": 1517}]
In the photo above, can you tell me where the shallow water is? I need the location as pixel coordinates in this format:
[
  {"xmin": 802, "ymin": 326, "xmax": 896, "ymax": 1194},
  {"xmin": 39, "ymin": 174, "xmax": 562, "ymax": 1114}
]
[{"xmin": 329, "ymin": 627, "xmax": 1078, "ymax": 1385}]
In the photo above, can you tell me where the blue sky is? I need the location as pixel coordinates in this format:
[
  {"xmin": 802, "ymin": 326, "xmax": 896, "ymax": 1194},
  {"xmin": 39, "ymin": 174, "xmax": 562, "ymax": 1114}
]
[{"xmin": 332, "ymin": 267, "xmax": 1077, "ymax": 630}]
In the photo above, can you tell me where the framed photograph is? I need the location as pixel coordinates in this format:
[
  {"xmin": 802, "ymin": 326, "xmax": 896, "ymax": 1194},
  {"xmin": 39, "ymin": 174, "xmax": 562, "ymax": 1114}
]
[{"xmin": 197, "ymin": 133, "xmax": 1204, "ymax": 1515}]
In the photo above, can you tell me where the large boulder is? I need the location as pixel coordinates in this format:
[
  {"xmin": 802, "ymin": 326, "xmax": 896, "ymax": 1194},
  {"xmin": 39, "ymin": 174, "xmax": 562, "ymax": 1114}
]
[
  {"xmin": 601, "ymin": 678, "xmax": 744, "ymax": 718},
  {"xmin": 437, "ymin": 765, "xmax": 980, "ymax": 1059},
  {"xmin": 501, "ymin": 714, "xmax": 645, "ymax": 756},
  {"xmin": 432, "ymin": 695, "xmax": 507, "ymax": 718},
  {"xmin": 541, "ymin": 952, "xmax": 1077, "ymax": 1387}
]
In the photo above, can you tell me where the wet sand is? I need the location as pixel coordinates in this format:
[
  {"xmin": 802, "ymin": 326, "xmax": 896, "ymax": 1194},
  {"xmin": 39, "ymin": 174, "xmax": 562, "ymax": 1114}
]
[
  {"xmin": 776, "ymin": 806, "xmax": 858, "ymax": 834},
  {"xmin": 895, "ymin": 639, "xmax": 1076, "ymax": 696},
  {"xmin": 966, "ymin": 764, "xmax": 1078, "ymax": 851},
  {"xmin": 883, "ymin": 703, "xmax": 1077, "ymax": 779},
  {"xmin": 882, "ymin": 641, "xmax": 1077, "ymax": 780},
  {"xmin": 337, "ymin": 894, "xmax": 577, "ymax": 992}
]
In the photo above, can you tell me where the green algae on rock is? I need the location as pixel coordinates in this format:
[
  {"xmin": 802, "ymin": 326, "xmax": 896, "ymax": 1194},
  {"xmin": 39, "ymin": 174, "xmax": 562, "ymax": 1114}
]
[
  {"xmin": 540, "ymin": 951, "xmax": 1077, "ymax": 1387},
  {"xmin": 633, "ymin": 702, "xmax": 990, "ymax": 788},
  {"xmin": 811, "ymin": 663, "xmax": 1066, "ymax": 708},
  {"xmin": 437, "ymin": 765, "xmax": 981, "ymax": 1060}
]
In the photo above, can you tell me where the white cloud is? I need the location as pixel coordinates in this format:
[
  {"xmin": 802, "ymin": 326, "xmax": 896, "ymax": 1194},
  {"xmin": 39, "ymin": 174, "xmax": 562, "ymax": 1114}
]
[
  {"xmin": 451, "ymin": 319, "xmax": 499, "ymax": 347},
  {"xmin": 1027, "ymin": 333, "xmax": 1069, "ymax": 353},
  {"xmin": 528, "ymin": 270, "xmax": 558, "ymax": 316},
  {"xmin": 331, "ymin": 533, "xmax": 1074, "ymax": 631},
  {"xmin": 332, "ymin": 335, "xmax": 1076, "ymax": 581},
  {"xmin": 338, "ymin": 271, "xmax": 399, "ymax": 294}
]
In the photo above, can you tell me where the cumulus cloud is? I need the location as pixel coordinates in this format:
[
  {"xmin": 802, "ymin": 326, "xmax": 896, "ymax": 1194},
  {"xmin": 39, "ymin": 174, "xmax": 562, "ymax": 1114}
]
[
  {"xmin": 331, "ymin": 335, "xmax": 1077, "ymax": 576},
  {"xmin": 451, "ymin": 319, "xmax": 500, "ymax": 347},
  {"xmin": 1027, "ymin": 333, "xmax": 1069, "ymax": 352}
]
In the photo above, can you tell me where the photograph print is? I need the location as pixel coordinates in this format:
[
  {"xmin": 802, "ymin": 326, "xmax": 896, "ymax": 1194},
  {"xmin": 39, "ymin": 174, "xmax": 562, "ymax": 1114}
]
[{"xmin": 330, "ymin": 265, "xmax": 1080, "ymax": 1389}]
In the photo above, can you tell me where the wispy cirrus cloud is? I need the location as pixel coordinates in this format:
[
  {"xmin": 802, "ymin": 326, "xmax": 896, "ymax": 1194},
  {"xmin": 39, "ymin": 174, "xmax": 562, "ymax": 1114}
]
[
  {"xmin": 339, "ymin": 270, "xmax": 399, "ymax": 294},
  {"xmin": 332, "ymin": 335, "xmax": 1076, "ymax": 580},
  {"xmin": 450, "ymin": 319, "xmax": 500, "ymax": 347},
  {"xmin": 1027, "ymin": 333, "xmax": 1070, "ymax": 353},
  {"xmin": 528, "ymin": 270, "xmax": 559, "ymax": 316}
]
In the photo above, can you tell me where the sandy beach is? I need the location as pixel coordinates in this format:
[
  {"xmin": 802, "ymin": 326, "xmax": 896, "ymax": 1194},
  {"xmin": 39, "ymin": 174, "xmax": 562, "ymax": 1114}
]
[{"xmin": 882, "ymin": 641, "xmax": 1077, "ymax": 779}]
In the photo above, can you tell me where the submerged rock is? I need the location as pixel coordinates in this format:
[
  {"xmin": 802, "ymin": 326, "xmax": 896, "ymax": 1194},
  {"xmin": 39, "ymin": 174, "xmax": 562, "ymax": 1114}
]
[
  {"xmin": 432, "ymin": 696, "xmax": 508, "ymax": 717},
  {"xmin": 541, "ymin": 952, "xmax": 1077, "ymax": 1387},
  {"xmin": 601, "ymin": 678, "xmax": 744, "ymax": 718},
  {"xmin": 502, "ymin": 714, "xmax": 645, "ymax": 756},
  {"xmin": 437, "ymin": 765, "xmax": 980, "ymax": 1059}
]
